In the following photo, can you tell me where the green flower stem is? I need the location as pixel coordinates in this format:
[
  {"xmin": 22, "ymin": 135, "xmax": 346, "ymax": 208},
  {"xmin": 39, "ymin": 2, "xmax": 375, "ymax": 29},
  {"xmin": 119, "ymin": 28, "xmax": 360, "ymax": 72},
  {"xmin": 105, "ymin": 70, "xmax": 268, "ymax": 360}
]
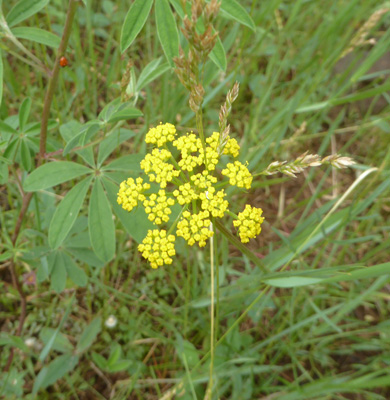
[
  {"xmin": 214, "ymin": 219, "xmax": 269, "ymax": 273},
  {"xmin": 167, "ymin": 205, "xmax": 188, "ymax": 236},
  {"xmin": 192, "ymin": 199, "xmax": 197, "ymax": 214},
  {"xmin": 164, "ymin": 143, "xmax": 189, "ymax": 183},
  {"xmin": 208, "ymin": 221, "xmax": 215, "ymax": 398},
  {"xmin": 196, "ymin": 108, "xmax": 209, "ymax": 169},
  {"xmin": 226, "ymin": 209, "xmax": 239, "ymax": 220},
  {"xmin": 215, "ymin": 225, "xmax": 220, "ymax": 346},
  {"xmin": 214, "ymin": 180, "xmax": 229, "ymax": 190},
  {"xmin": 180, "ymin": 285, "xmax": 271, "ymax": 395}
]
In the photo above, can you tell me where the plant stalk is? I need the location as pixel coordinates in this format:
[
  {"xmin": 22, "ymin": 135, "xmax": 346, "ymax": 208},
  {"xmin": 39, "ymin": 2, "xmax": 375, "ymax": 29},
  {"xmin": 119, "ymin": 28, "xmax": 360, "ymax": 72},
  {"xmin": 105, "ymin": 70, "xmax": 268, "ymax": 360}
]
[{"xmin": 4, "ymin": 0, "xmax": 80, "ymax": 372}]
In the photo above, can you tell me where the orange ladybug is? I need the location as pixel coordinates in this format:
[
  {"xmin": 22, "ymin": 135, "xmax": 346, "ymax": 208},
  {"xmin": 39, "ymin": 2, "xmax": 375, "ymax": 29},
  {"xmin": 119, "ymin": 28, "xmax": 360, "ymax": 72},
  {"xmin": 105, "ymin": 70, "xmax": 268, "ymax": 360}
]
[{"xmin": 59, "ymin": 56, "xmax": 68, "ymax": 67}]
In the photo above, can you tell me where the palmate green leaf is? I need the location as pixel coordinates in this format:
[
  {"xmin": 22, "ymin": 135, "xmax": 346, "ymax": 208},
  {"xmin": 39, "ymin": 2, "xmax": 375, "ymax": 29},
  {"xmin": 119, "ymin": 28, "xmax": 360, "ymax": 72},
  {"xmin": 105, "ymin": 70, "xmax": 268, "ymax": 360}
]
[
  {"xmin": 32, "ymin": 354, "xmax": 78, "ymax": 395},
  {"xmin": 6, "ymin": 0, "xmax": 49, "ymax": 28},
  {"xmin": 48, "ymin": 176, "xmax": 92, "ymax": 249},
  {"xmin": 103, "ymin": 177, "xmax": 154, "ymax": 243},
  {"xmin": 120, "ymin": 0, "xmax": 153, "ymax": 53},
  {"xmin": 23, "ymin": 161, "xmax": 92, "ymax": 191},
  {"xmin": 0, "ymin": 120, "xmax": 17, "ymax": 135},
  {"xmin": 19, "ymin": 97, "xmax": 31, "ymax": 131},
  {"xmin": 220, "ymin": 0, "xmax": 255, "ymax": 31},
  {"xmin": 76, "ymin": 317, "xmax": 102, "ymax": 354},
  {"xmin": 11, "ymin": 27, "xmax": 60, "ymax": 48},
  {"xmin": 97, "ymin": 128, "xmax": 135, "ymax": 167},
  {"xmin": 88, "ymin": 179, "xmax": 115, "ymax": 262},
  {"xmin": 155, "ymin": 0, "xmax": 179, "ymax": 67}
]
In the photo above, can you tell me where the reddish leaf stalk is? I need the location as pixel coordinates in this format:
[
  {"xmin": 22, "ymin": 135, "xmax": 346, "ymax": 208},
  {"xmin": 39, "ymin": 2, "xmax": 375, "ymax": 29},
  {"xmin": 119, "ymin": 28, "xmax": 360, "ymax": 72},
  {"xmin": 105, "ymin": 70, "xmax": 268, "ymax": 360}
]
[{"xmin": 4, "ymin": 0, "xmax": 80, "ymax": 372}]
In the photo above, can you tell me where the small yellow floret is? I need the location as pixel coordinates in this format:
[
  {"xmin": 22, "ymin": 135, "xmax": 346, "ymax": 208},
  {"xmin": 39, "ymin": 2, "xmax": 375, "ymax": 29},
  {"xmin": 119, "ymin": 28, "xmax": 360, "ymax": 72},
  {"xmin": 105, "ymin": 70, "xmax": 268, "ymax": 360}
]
[
  {"xmin": 138, "ymin": 229, "xmax": 176, "ymax": 268},
  {"xmin": 117, "ymin": 177, "xmax": 150, "ymax": 212},
  {"xmin": 233, "ymin": 205, "xmax": 264, "ymax": 243},
  {"xmin": 221, "ymin": 161, "xmax": 253, "ymax": 189},
  {"xmin": 143, "ymin": 189, "xmax": 175, "ymax": 225},
  {"xmin": 176, "ymin": 210, "xmax": 213, "ymax": 247},
  {"xmin": 145, "ymin": 123, "xmax": 176, "ymax": 147}
]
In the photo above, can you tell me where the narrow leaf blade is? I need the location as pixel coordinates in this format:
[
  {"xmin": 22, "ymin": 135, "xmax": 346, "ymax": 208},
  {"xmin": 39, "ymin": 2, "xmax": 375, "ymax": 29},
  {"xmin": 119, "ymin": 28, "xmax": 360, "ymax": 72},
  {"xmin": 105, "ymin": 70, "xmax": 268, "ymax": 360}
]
[
  {"xmin": 63, "ymin": 252, "xmax": 88, "ymax": 287},
  {"xmin": 32, "ymin": 354, "xmax": 78, "ymax": 395},
  {"xmin": 48, "ymin": 177, "xmax": 92, "ymax": 249},
  {"xmin": 23, "ymin": 161, "xmax": 92, "ymax": 191},
  {"xmin": 20, "ymin": 140, "xmax": 32, "ymax": 171},
  {"xmin": 102, "ymin": 177, "xmax": 154, "ymax": 243},
  {"xmin": 120, "ymin": 0, "xmax": 154, "ymax": 53},
  {"xmin": 155, "ymin": 0, "xmax": 179, "ymax": 67},
  {"xmin": 19, "ymin": 97, "xmax": 31, "ymax": 131},
  {"xmin": 11, "ymin": 27, "xmax": 61, "ymax": 48},
  {"xmin": 76, "ymin": 317, "xmax": 102, "ymax": 353},
  {"xmin": 0, "ymin": 49, "xmax": 3, "ymax": 108},
  {"xmin": 50, "ymin": 252, "xmax": 67, "ymax": 293},
  {"xmin": 209, "ymin": 35, "xmax": 227, "ymax": 71},
  {"xmin": 6, "ymin": 0, "xmax": 49, "ymax": 28},
  {"xmin": 107, "ymin": 107, "xmax": 143, "ymax": 123},
  {"xmin": 220, "ymin": 0, "xmax": 255, "ymax": 31},
  {"xmin": 88, "ymin": 179, "xmax": 116, "ymax": 262}
]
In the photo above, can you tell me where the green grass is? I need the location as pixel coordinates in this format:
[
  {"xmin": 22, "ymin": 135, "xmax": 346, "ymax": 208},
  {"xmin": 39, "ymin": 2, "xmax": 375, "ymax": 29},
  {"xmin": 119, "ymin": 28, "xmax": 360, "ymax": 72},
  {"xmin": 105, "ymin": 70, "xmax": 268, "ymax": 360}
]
[{"xmin": 1, "ymin": 0, "xmax": 390, "ymax": 399}]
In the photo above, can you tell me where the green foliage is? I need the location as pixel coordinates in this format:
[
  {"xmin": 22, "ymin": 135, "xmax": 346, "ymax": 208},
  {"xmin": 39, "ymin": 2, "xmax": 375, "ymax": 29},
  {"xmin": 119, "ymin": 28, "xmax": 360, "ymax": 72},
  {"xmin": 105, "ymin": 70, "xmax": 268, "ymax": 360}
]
[
  {"xmin": 155, "ymin": 0, "xmax": 179, "ymax": 67},
  {"xmin": 6, "ymin": 0, "xmax": 49, "ymax": 28},
  {"xmin": 88, "ymin": 179, "xmax": 116, "ymax": 262},
  {"xmin": 120, "ymin": 0, "xmax": 154, "ymax": 53},
  {"xmin": 11, "ymin": 27, "xmax": 61, "ymax": 48},
  {"xmin": 23, "ymin": 161, "xmax": 92, "ymax": 191}
]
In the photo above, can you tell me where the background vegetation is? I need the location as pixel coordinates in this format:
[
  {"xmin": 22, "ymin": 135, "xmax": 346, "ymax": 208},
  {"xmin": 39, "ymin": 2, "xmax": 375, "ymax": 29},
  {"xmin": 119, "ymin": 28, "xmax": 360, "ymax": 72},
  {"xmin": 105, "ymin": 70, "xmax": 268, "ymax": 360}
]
[{"xmin": 1, "ymin": 0, "xmax": 390, "ymax": 399}]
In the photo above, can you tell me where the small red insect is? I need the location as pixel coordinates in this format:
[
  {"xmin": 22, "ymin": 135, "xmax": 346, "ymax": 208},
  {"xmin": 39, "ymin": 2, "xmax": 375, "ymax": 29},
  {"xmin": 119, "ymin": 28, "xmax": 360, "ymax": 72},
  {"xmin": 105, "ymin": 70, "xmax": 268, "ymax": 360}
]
[{"xmin": 59, "ymin": 56, "xmax": 68, "ymax": 67}]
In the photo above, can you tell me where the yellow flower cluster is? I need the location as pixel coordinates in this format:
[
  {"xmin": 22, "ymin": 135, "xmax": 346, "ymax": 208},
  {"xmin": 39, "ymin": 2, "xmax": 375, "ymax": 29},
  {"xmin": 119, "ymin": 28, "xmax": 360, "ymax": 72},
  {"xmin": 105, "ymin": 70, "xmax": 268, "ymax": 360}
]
[
  {"xmin": 117, "ymin": 177, "xmax": 150, "ymax": 212},
  {"xmin": 200, "ymin": 144, "xmax": 219, "ymax": 171},
  {"xmin": 138, "ymin": 230, "xmax": 176, "ymax": 269},
  {"xmin": 222, "ymin": 161, "xmax": 253, "ymax": 189},
  {"xmin": 143, "ymin": 190, "xmax": 175, "ymax": 225},
  {"xmin": 233, "ymin": 205, "xmax": 264, "ymax": 243},
  {"xmin": 190, "ymin": 171, "xmax": 217, "ymax": 190},
  {"xmin": 176, "ymin": 210, "xmax": 213, "ymax": 247},
  {"xmin": 117, "ymin": 122, "xmax": 263, "ymax": 268},
  {"xmin": 145, "ymin": 122, "xmax": 176, "ymax": 147},
  {"xmin": 173, "ymin": 183, "xmax": 198, "ymax": 205},
  {"xmin": 223, "ymin": 137, "xmax": 240, "ymax": 157},
  {"xmin": 199, "ymin": 188, "xmax": 228, "ymax": 218},
  {"xmin": 173, "ymin": 133, "xmax": 203, "ymax": 172},
  {"xmin": 140, "ymin": 148, "xmax": 180, "ymax": 188}
]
